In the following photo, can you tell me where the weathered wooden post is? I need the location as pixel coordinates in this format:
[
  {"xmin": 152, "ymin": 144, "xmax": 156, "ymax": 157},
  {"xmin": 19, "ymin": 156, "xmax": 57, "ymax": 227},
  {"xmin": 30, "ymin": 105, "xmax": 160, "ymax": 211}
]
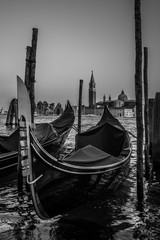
[
  {"xmin": 5, "ymin": 98, "xmax": 18, "ymax": 126},
  {"xmin": 134, "ymin": 0, "xmax": 144, "ymax": 204},
  {"xmin": 30, "ymin": 28, "xmax": 38, "ymax": 123},
  {"xmin": 14, "ymin": 99, "xmax": 18, "ymax": 125},
  {"xmin": 24, "ymin": 46, "xmax": 32, "ymax": 90},
  {"xmin": 152, "ymin": 92, "xmax": 160, "ymax": 165},
  {"xmin": 6, "ymin": 101, "xmax": 14, "ymax": 126},
  {"xmin": 78, "ymin": 79, "xmax": 83, "ymax": 133},
  {"xmin": 24, "ymin": 28, "xmax": 38, "ymax": 123},
  {"xmin": 143, "ymin": 47, "xmax": 150, "ymax": 179}
]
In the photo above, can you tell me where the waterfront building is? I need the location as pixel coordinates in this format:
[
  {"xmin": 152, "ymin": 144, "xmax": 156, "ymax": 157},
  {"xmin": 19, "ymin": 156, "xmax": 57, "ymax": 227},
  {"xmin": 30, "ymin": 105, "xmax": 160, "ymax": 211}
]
[{"xmin": 83, "ymin": 72, "xmax": 136, "ymax": 117}]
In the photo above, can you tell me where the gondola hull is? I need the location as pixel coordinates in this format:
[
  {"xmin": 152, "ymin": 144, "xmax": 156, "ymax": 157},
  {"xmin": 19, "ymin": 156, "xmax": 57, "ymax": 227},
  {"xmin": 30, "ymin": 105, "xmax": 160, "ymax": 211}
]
[
  {"xmin": 17, "ymin": 78, "xmax": 132, "ymax": 220},
  {"xmin": 0, "ymin": 123, "xmax": 73, "ymax": 176},
  {"xmin": 0, "ymin": 151, "xmax": 18, "ymax": 177},
  {"xmin": 27, "ymin": 111, "xmax": 131, "ymax": 219},
  {"xmin": 29, "ymin": 136, "xmax": 131, "ymax": 218}
]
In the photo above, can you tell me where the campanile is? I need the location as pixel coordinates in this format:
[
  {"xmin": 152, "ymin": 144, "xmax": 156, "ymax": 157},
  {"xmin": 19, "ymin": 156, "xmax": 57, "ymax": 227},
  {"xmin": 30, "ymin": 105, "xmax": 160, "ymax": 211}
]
[{"xmin": 88, "ymin": 70, "xmax": 96, "ymax": 107}]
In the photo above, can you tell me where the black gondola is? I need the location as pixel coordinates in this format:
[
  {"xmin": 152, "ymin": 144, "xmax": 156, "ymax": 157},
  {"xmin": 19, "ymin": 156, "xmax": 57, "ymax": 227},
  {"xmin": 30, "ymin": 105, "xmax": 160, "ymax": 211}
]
[
  {"xmin": 18, "ymin": 77, "xmax": 132, "ymax": 220},
  {"xmin": 0, "ymin": 76, "xmax": 75, "ymax": 177}
]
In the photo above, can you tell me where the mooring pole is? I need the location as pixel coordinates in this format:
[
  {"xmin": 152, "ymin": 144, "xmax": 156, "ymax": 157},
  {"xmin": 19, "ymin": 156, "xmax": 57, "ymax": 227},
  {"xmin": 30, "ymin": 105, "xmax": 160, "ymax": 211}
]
[
  {"xmin": 5, "ymin": 101, "xmax": 13, "ymax": 126},
  {"xmin": 143, "ymin": 47, "xmax": 150, "ymax": 179},
  {"xmin": 78, "ymin": 79, "xmax": 83, "ymax": 134},
  {"xmin": 30, "ymin": 28, "xmax": 38, "ymax": 123},
  {"xmin": 13, "ymin": 99, "xmax": 18, "ymax": 125},
  {"xmin": 5, "ymin": 98, "xmax": 18, "ymax": 126},
  {"xmin": 134, "ymin": 0, "xmax": 144, "ymax": 205},
  {"xmin": 24, "ymin": 46, "xmax": 32, "ymax": 90}
]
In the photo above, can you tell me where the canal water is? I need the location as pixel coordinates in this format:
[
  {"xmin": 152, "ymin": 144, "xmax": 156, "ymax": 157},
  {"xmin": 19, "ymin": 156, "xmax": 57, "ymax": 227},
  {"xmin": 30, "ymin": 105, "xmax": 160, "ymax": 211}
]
[{"xmin": 0, "ymin": 114, "xmax": 160, "ymax": 239}]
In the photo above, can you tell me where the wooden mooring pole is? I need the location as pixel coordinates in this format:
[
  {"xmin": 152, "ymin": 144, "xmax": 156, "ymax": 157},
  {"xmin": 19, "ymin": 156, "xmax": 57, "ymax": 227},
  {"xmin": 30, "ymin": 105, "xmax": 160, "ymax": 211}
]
[
  {"xmin": 24, "ymin": 28, "xmax": 38, "ymax": 123},
  {"xmin": 78, "ymin": 79, "xmax": 83, "ymax": 134},
  {"xmin": 5, "ymin": 98, "xmax": 18, "ymax": 126},
  {"xmin": 24, "ymin": 46, "xmax": 32, "ymax": 90},
  {"xmin": 30, "ymin": 28, "xmax": 38, "ymax": 123},
  {"xmin": 143, "ymin": 47, "xmax": 150, "ymax": 179},
  {"xmin": 134, "ymin": 0, "xmax": 144, "ymax": 205}
]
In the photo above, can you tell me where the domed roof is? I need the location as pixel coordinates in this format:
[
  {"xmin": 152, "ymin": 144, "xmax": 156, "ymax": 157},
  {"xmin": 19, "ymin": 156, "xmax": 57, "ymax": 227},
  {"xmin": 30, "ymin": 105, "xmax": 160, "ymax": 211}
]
[{"xmin": 118, "ymin": 90, "xmax": 128, "ymax": 101}]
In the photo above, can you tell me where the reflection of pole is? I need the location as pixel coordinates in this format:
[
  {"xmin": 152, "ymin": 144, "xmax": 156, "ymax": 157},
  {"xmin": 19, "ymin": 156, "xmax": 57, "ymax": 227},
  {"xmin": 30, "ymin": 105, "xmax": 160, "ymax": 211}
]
[
  {"xmin": 143, "ymin": 47, "xmax": 150, "ymax": 179},
  {"xmin": 78, "ymin": 79, "xmax": 83, "ymax": 133},
  {"xmin": 135, "ymin": 0, "xmax": 144, "ymax": 206}
]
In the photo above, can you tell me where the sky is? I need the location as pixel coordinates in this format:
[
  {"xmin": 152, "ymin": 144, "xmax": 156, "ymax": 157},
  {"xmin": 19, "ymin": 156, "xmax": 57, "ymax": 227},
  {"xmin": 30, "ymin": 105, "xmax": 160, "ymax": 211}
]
[{"xmin": 0, "ymin": 0, "xmax": 160, "ymax": 109}]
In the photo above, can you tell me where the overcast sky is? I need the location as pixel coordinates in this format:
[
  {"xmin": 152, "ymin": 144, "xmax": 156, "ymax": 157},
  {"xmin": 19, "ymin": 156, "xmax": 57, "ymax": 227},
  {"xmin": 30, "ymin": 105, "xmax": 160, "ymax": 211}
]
[{"xmin": 0, "ymin": 0, "xmax": 160, "ymax": 109}]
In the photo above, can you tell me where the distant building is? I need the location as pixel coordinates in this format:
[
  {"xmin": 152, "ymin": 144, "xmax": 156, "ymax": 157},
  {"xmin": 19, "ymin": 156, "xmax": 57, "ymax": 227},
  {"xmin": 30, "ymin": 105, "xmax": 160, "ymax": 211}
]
[
  {"xmin": 96, "ymin": 91, "xmax": 136, "ymax": 117},
  {"xmin": 89, "ymin": 70, "xmax": 96, "ymax": 108},
  {"xmin": 35, "ymin": 101, "xmax": 63, "ymax": 115},
  {"xmin": 118, "ymin": 89, "xmax": 128, "ymax": 101},
  {"xmin": 83, "ymin": 72, "xmax": 136, "ymax": 117}
]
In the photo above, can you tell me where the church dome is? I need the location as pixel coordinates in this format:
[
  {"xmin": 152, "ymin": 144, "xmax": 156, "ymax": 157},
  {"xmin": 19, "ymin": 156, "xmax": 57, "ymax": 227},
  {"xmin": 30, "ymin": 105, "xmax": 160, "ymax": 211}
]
[{"xmin": 118, "ymin": 90, "xmax": 128, "ymax": 101}]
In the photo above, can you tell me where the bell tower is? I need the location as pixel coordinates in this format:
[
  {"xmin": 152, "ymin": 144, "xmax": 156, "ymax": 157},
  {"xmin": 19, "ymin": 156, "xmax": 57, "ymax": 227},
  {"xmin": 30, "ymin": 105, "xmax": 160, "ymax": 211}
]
[{"xmin": 88, "ymin": 70, "xmax": 96, "ymax": 107}]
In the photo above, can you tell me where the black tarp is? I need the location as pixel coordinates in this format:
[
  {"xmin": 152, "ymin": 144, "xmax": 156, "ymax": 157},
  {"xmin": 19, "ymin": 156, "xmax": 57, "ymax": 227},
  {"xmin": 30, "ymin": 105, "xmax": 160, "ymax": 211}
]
[
  {"xmin": 75, "ymin": 121, "xmax": 126, "ymax": 157},
  {"xmin": 64, "ymin": 144, "xmax": 121, "ymax": 167},
  {"xmin": 0, "ymin": 129, "xmax": 19, "ymax": 152},
  {"xmin": 0, "ymin": 123, "xmax": 58, "ymax": 152},
  {"xmin": 34, "ymin": 123, "xmax": 58, "ymax": 144},
  {"xmin": 51, "ymin": 101, "xmax": 74, "ymax": 134},
  {"xmin": 0, "ymin": 101, "xmax": 75, "ymax": 153}
]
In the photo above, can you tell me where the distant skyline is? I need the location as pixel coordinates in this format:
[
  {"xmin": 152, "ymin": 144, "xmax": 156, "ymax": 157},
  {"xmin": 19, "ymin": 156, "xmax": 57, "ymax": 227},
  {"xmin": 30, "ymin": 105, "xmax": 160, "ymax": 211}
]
[{"xmin": 0, "ymin": 0, "xmax": 160, "ymax": 109}]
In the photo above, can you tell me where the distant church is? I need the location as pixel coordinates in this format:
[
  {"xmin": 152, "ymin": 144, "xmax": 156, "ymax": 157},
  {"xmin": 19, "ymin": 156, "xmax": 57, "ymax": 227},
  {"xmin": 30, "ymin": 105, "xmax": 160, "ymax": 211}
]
[
  {"xmin": 89, "ymin": 70, "xmax": 96, "ymax": 108},
  {"xmin": 83, "ymin": 71, "xmax": 136, "ymax": 117}
]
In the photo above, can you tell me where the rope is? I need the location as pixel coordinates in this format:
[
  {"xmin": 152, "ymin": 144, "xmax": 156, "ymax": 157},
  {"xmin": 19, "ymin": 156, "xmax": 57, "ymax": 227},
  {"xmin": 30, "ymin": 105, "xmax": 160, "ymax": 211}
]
[
  {"xmin": 72, "ymin": 124, "xmax": 78, "ymax": 132},
  {"xmin": 127, "ymin": 131, "xmax": 137, "ymax": 139}
]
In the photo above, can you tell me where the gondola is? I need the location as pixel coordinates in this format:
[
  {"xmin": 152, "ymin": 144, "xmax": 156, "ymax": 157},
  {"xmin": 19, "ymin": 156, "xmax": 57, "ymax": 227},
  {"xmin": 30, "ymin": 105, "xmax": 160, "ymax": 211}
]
[
  {"xmin": 0, "ymin": 76, "xmax": 75, "ymax": 177},
  {"xmin": 18, "ymin": 77, "xmax": 132, "ymax": 220}
]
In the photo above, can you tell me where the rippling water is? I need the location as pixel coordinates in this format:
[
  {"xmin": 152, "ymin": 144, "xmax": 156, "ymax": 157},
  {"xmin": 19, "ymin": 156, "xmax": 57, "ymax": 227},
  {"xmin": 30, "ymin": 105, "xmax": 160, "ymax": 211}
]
[{"xmin": 0, "ymin": 114, "xmax": 160, "ymax": 240}]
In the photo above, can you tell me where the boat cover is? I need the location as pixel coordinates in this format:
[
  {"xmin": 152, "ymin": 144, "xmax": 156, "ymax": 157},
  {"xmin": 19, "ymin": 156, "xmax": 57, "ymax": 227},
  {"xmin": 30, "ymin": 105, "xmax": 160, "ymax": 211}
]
[
  {"xmin": 0, "ymin": 129, "xmax": 19, "ymax": 152},
  {"xmin": 0, "ymin": 123, "xmax": 58, "ymax": 152},
  {"xmin": 93, "ymin": 105, "xmax": 125, "ymax": 131},
  {"xmin": 0, "ymin": 104, "xmax": 74, "ymax": 152},
  {"xmin": 51, "ymin": 110, "xmax": 74, "ymax": 134},
  {"xmin": 34, "ymin": 123, "xmax": 58, "ymax": 144},
  {"xmin": 0, "ymin": 100, "xmax": 74, "ymax": 153},
  {"xmin": 64, "ymin": 144, "xmax": 120, "ymax": 167},
  {"xmin": 75, "ymin": 121, "xmax": 126, "ymax": 157}
]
